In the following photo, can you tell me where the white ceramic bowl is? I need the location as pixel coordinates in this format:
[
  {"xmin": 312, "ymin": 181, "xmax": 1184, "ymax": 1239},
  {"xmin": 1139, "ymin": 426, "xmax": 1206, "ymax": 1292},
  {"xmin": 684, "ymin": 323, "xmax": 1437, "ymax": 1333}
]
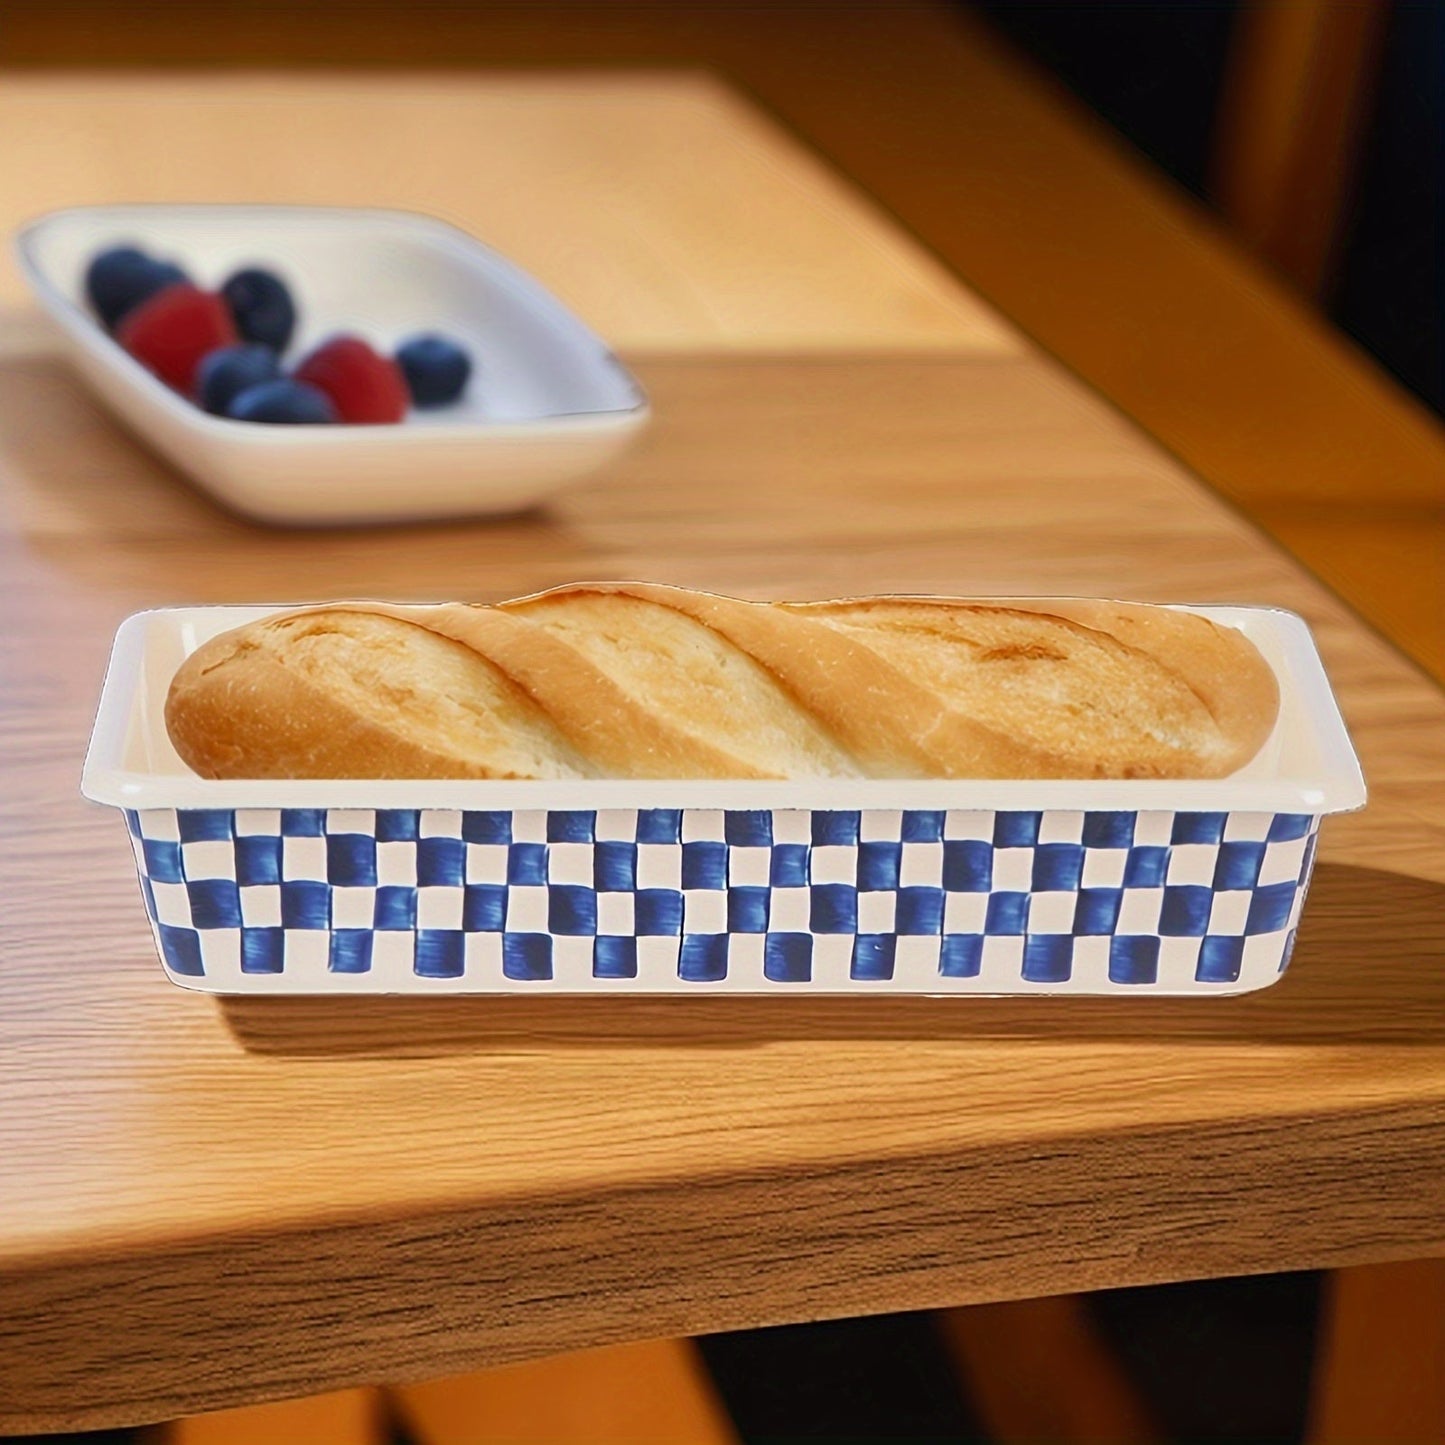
[{"xmin": 15, "ymin": 204, "xmax": 650, "ymax": 525}]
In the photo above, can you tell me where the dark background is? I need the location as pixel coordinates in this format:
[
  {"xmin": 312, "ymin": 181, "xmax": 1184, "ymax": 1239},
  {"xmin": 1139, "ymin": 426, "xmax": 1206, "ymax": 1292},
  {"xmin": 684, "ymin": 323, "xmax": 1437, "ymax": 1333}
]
[{"xmin": 976, "ymin": 0, "xmax": 1443, "ymax": 416}]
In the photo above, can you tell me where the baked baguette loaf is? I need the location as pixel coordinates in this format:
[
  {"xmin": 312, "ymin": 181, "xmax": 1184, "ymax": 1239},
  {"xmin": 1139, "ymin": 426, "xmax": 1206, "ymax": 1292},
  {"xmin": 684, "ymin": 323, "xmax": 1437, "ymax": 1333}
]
[{"xmin": 164, "ymin": 583, "xmax": 1280, "ymax": 781}]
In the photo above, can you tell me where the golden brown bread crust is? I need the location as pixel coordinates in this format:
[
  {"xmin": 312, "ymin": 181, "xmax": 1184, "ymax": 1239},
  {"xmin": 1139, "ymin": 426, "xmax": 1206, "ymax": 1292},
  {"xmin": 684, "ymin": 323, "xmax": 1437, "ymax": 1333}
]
[
  {"xmin": 164, "ymin": 610, "xmax": 593, "ymax": 780},
  {"xmin": 164, "ymin": 585, "xmax": 1280, "ymax": 781}
]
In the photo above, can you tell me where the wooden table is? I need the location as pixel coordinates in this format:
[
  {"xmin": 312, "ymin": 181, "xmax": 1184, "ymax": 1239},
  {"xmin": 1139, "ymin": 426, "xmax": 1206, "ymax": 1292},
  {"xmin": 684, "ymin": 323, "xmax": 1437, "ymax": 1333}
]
[{"xmin": 2, "ymin": 70, "xmax": 1443, "ymax": 1436}]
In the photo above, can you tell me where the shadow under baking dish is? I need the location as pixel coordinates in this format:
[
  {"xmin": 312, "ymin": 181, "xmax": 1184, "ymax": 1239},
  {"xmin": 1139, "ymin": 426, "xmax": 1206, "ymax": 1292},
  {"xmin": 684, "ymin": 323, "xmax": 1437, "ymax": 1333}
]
[{"xmin": 216, "ymin": 864, "xmax": 1441, "ymax": 1055}]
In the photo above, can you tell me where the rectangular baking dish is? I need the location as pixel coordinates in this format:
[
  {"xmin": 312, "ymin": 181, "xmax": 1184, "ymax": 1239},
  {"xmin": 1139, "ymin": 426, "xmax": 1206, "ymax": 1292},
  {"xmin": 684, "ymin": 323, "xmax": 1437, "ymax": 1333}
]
[{"xmin": 82, "ymin": 603, "xmax": 1365, "ymax": 996}]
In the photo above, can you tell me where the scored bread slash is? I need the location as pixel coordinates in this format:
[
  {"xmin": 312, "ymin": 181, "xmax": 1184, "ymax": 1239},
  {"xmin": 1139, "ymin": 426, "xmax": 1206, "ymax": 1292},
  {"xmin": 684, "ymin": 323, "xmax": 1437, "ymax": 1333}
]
[{"xmin": 163, "ymin": 584, "xmax": 1281, "ymax": 782}]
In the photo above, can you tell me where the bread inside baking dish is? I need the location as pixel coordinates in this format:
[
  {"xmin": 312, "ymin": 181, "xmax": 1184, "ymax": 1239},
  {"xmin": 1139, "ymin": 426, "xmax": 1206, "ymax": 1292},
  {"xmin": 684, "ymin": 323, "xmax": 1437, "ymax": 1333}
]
[{"xmin": 164, "ymin": 584, "xmax": 1281, "ymax": 781}]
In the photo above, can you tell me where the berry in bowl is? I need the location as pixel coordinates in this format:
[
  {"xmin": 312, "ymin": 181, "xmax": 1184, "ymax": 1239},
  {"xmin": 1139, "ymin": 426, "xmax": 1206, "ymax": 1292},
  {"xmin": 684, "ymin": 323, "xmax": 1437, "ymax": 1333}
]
[
  {"xmin": 16, "ymin": 205, "xmax": 649, "ymax": 525},
  {"xmin": 86, "ymin": 241, "xmax": 467, "ymax": 426}
]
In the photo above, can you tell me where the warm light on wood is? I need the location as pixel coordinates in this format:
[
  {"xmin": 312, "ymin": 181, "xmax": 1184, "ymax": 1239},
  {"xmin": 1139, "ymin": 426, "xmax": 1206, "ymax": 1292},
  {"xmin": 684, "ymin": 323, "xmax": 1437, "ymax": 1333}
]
[
  {"xmin": 0, "ymin": 73, "xmax": 1013, "ymax": 357},
  {"xmin": 1253, "ymin": 501, "xmax": 1445, "ymax": 683}
]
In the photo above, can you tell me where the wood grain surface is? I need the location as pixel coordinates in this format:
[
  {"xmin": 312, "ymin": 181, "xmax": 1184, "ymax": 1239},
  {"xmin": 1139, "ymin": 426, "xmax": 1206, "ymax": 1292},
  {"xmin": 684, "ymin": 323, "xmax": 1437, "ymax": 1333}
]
[
  {"xmin": 0, "ymin": 72, "xmax": 1014, "ymax": 356},
  {"xmin": 1, "ymin": 73, "xmax": 1444, "ymax": 1434}
]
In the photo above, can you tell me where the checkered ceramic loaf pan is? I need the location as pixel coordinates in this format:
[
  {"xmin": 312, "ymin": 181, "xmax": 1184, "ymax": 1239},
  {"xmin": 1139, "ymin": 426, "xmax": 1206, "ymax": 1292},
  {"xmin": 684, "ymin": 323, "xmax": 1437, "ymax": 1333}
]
[{"xmin": 82, "ymin": 603, "xmax": 1365, "ymax": 996}]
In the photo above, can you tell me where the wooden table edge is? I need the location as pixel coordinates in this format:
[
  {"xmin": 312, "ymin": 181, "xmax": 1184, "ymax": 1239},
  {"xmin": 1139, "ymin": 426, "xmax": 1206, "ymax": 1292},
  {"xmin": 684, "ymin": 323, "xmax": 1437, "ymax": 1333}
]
[{"xmin": 4, "ymin": 1096, "xmax": 1444, "ymax": 1433}]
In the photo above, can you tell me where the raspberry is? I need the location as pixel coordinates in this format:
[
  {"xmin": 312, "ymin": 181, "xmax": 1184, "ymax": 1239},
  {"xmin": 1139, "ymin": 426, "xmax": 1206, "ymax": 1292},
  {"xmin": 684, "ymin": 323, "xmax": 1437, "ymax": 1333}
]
[
  {"xmin": 294, "ymin": 335, "xmax": 408, "ymax": 424},
  {"xmin": 117, "ymin": 284, "xmax": 237, "ymax": 394}
]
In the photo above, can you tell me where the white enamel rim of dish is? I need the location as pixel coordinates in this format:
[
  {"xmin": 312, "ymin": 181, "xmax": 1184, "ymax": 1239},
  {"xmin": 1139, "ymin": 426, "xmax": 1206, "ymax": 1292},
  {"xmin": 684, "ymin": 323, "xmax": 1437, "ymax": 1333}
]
[
  {"xmin": 14, "ymin": 203, "xmax": 649, "ymax": 438},
  {"xmin": 81, "ymin": 600, "xmax": 1368, "ymax": 816}
]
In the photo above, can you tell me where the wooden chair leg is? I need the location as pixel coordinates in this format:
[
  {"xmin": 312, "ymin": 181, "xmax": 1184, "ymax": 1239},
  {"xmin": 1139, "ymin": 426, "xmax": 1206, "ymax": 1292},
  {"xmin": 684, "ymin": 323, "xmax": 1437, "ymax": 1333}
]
[
  {"xmin": 939, "ymin": 1296, "xmax": 1162, "ymax": 1444},
  {"xmin": 1210, "ymin": 0, "xmax": 1389, "ymax": 296},
  {"xmin": 1309, "ymin": 1259, "xmax": 1445, "ymax": 1444},
  {"xmin": 158, "ymin": 1387, "xmax": 388, "ymax": 1445},
  {"xmin": 387, "ymin": 1337, "xmax": 737, "ymax": 1445}
]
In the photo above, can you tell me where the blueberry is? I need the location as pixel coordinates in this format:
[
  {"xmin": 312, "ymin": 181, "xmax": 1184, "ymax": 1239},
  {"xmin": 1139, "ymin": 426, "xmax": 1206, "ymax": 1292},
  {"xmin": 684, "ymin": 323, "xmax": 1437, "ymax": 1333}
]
[
  {"xmin": 226, "ymin": 378, "xmax": 336, "ymax": 424},
  {"xmin": 196, "ymin": 345, "xmax": 281, "ymax": 414},
  {"xmin": 396, "ymin": 333, "xmax": 472, "ymax": 407},
  {"xmin": 85, "ymin": 245, "xmax": 187, "ymax": 331},
  {"xmin": 221, "ymin": 268, "xmax": 297, "ymax": 353}
]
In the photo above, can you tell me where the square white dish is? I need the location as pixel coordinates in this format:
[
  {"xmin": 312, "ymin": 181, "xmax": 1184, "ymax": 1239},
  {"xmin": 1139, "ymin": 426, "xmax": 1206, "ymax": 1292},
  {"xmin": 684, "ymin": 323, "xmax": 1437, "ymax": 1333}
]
[
  {"xmin": 15, "ymin": 204, "xmax": 649, "ymax": 525},
  {"xmin": 82, "ymin": 602, "xmax": 1365, "ymax": 997}
]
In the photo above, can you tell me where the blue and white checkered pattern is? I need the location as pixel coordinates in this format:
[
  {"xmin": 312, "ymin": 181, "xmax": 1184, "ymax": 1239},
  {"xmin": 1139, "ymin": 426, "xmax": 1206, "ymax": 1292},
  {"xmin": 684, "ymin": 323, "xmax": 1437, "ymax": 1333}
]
[{"xmin": 122, "ymin": 807, "xmax": 1319, "ymax": 993}]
